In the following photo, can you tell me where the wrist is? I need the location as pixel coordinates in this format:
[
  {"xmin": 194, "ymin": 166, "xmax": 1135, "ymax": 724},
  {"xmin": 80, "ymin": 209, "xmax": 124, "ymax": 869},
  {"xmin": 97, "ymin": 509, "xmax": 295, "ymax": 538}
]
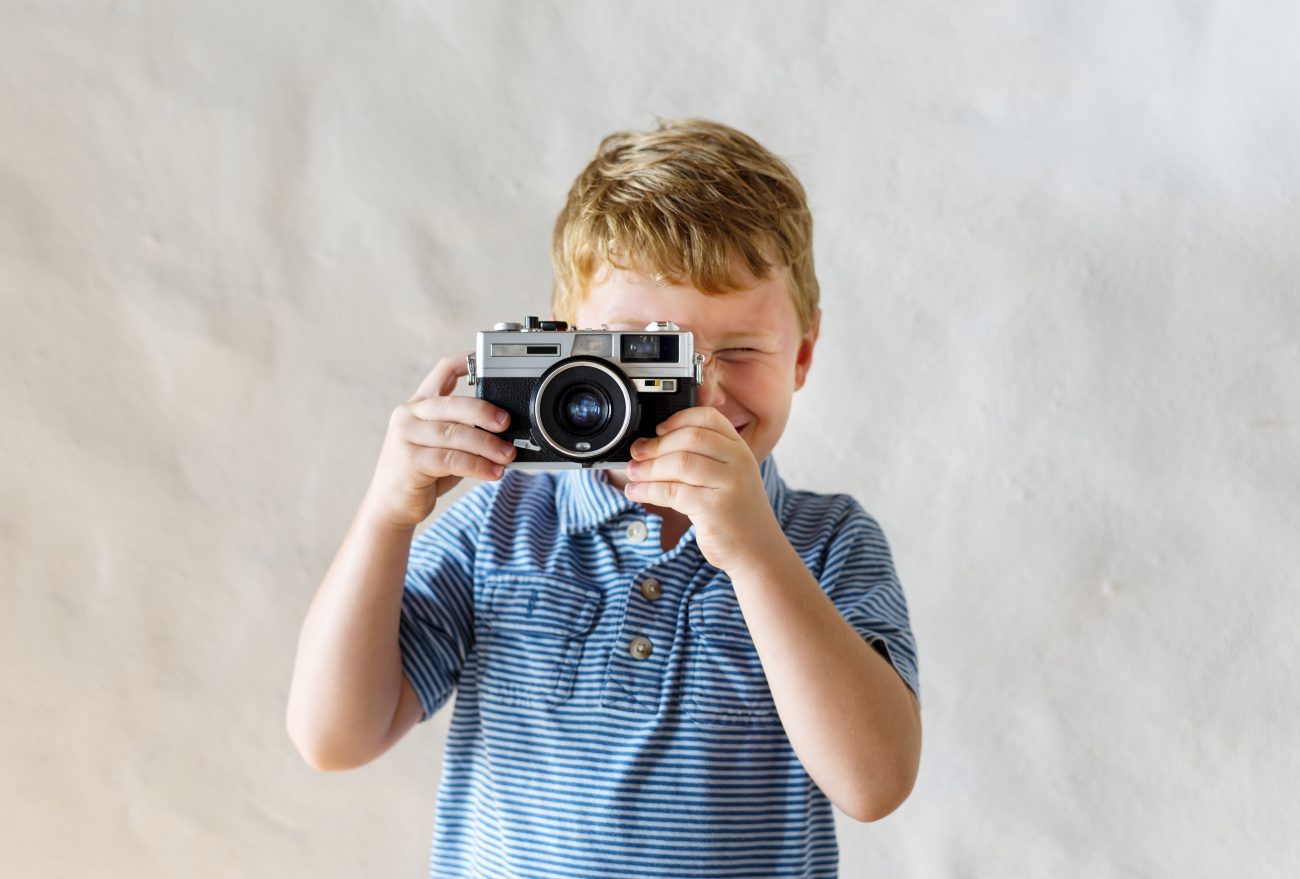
[
  {"xmin": 723, "ymin": 515, "xmax": 793, "ymax": 582},
  {"xmin": 357, "ymin": 493, "xmax": 423, "ymax": 534}
]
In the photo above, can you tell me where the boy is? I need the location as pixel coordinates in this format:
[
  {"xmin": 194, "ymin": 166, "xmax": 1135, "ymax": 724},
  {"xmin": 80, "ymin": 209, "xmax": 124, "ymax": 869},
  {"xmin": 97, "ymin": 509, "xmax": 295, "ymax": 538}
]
[{"xmin": 287, "ymin": 118, "xmax": 921, "ymax": 878}]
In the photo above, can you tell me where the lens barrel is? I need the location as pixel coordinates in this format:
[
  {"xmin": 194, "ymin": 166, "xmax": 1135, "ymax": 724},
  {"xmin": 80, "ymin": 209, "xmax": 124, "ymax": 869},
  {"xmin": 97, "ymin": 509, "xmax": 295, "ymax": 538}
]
[{"xmin": 530, "ymin": 357, "xmax": 638, "ymax": 460}]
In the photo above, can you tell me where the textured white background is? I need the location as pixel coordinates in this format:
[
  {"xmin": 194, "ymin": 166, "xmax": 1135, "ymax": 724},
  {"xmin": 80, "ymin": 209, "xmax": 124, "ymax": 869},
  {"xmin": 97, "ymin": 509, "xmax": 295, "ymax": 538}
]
[{"xmin": 2, "ymin": 1, "xmax": 1298, "ymax": 876}]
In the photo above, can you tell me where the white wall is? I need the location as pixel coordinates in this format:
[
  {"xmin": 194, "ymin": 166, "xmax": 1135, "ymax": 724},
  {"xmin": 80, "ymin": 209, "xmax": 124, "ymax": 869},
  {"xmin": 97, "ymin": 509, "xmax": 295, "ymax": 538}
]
[{"xmin": 3, "ymin": 1, "xmax": 1297, "ymax": 876}]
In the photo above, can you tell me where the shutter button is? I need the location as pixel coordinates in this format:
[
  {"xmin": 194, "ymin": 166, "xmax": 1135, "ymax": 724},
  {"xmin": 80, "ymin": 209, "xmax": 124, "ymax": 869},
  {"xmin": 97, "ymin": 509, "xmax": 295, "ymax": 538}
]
[
  {"xmin": 628, "ymin": 636, "xmax": 654, "ymax": 660},
  {"xmin": 639, "ymin": 577, "xmax": 663, "ymax": 601},
  {"xmin": 625, "ymin": 520, "xmax": 648, "ymax": 543}
]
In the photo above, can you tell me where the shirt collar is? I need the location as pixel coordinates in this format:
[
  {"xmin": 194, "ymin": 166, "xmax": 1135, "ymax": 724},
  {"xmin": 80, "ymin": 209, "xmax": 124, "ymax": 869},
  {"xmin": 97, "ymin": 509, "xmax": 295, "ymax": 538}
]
[{"xmin": 556, "ymin": 455, "xmax": 786, "ymax": 534}]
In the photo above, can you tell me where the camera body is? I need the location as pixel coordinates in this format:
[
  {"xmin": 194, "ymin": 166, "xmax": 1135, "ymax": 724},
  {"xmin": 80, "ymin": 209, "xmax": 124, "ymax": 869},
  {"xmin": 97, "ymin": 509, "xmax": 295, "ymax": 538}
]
[{"xmin": 467, "ymin": 316, "xmax": 704, "ymax": 469}]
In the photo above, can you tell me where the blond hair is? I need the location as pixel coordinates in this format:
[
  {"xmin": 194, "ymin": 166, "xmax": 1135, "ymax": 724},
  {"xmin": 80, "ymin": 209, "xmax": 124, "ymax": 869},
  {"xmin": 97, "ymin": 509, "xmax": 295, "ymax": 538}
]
[{"xmin": 551, "ymin": 118, "xmax": 819, "ymax": 333}]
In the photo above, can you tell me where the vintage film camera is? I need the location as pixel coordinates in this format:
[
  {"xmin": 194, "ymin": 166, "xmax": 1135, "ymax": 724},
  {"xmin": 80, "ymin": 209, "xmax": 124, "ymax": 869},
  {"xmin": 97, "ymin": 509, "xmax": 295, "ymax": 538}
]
[{"xmin": 466, "ymin": 316, "xmax": 704, "ymax": 469}]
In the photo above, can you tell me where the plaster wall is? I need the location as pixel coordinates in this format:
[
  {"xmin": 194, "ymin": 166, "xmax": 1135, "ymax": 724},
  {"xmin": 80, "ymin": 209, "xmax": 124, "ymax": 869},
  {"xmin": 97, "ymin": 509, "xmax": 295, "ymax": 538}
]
[{"xmin": 2, "ymin": 2, "xmax": 1297, "ymax": 876}]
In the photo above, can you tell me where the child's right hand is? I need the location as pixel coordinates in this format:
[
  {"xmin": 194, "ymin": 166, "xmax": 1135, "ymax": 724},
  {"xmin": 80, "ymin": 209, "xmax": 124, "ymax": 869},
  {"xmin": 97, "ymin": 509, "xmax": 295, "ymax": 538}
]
[{"xmin": 361, "ymin": 352, "xmax": 516, "ymax": 528}]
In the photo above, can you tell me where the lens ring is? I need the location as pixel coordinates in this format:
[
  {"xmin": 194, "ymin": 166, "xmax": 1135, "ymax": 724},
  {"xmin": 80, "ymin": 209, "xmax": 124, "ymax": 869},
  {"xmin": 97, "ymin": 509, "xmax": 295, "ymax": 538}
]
[{"xmin": 533, "ymin": 359, "xmax": 635, "ymax": 459}]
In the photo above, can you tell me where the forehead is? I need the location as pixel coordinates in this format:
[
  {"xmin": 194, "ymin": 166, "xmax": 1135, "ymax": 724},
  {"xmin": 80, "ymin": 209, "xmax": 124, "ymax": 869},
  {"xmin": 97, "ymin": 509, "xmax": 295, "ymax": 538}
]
[{"xmin": 577, "ymin": 265, "xmax": 797, "ymax": 344}]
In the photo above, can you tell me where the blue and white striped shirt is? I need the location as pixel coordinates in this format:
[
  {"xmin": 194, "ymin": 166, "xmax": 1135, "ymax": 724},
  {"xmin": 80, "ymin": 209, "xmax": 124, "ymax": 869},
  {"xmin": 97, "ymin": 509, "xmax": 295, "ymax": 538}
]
[{"xmin": 399, "ymin": 455, "xmax": 920, "ymax": 878}]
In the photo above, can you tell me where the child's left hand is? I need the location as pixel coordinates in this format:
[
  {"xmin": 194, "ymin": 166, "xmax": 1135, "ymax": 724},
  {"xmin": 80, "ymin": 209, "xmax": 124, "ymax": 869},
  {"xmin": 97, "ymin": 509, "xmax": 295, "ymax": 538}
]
[{"xmin": 623, "ymin": 406, "xmax": 783, "ymax": 573}]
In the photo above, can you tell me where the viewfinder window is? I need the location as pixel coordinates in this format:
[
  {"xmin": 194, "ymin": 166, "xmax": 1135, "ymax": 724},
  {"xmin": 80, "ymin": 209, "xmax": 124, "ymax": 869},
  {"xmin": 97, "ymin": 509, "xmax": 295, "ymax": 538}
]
[{"xmin": 620, "ymin": 333, "xmax": 678, "ymax": 362}]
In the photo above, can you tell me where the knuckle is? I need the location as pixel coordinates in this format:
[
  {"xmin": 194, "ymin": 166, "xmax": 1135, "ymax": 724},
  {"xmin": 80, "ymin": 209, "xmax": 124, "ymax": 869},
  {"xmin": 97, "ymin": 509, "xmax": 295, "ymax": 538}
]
[
  {"xmin": 414, "ymin": 397, "xmax": 441, "ymax": 419},
  {"xmin": 443, "ymin": 447, "xmax": 466, "ymax": 469},
  {"xmin": 406, "ymin": 445, "xmax": 433, "ymax": 477},
  {"xmin": 675, "ymin": 451, "xmax": 697, "ymax": 478},
  {"xmin": 425, "ymin": 447, "xmax": 456, "ymax": 474}
]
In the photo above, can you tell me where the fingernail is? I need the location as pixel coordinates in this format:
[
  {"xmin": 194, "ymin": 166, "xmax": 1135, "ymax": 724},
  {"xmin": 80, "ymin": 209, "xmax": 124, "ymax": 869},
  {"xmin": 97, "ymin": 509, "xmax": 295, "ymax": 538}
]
[
  {"xmin": 492, "ymin": 464, "xmax": 505, "ymax": 477},
  {"xmin": 495, "ymin": 412, "xmax": 508, "ymax": 425},
  {"xmin": 631, "ymin": 439, "xmax": 646, "ymax": 455}
]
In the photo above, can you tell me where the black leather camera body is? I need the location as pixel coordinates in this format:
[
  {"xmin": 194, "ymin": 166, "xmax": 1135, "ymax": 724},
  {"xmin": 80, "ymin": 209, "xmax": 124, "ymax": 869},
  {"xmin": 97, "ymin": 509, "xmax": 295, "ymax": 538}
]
[{"xmin": 467, "ymin": 316, "xmax": 704, "ymax": 469}]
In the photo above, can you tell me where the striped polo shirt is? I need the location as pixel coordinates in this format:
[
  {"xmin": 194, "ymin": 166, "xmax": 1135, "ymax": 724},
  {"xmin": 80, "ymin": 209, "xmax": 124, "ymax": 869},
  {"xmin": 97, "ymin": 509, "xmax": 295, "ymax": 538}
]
[{"xmin": 398, "ymin": 455, "xmax": 920, "ymax": 878}]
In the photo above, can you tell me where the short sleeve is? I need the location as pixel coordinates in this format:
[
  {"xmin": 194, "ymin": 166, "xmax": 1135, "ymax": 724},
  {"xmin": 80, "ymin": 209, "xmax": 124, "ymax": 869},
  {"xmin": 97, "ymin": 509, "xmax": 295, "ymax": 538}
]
[
  {"xmin": 398, "ymin": 483, "xmax": 497, "ymax": 722},
  {"xmin": 818, "ymin": 501, "xmax": 921, "ymax": 706}
]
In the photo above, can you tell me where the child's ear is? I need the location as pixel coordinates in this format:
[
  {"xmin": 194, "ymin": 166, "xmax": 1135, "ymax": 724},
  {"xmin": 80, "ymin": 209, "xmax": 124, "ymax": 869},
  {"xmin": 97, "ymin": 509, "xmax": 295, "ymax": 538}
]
[{"xmin": 793, "ymin": 307, "xmax": 821, "ymax": 391}]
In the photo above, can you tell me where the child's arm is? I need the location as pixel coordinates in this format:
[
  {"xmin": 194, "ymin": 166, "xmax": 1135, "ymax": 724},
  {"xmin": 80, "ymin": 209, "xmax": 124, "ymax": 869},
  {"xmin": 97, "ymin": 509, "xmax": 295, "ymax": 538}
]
[
  {"xmin": 286, "ymin": 354, "xmax": 514, "ymax": 770},
  {"xmin": 285, "ymin": 505, "xmax": 421, "ymax": 771},
  {"xmin": 625, "ymin": 407, "xmax": 921, "ymax": 821},
  {"xmin": 724, "ymin": 539, "xmax": 921, "ymax": 823}
]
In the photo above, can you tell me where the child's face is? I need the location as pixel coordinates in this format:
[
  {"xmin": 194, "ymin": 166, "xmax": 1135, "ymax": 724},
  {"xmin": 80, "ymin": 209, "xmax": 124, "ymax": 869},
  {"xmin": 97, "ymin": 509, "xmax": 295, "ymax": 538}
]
[{"xmin": 572, "ymin": 259, "xmax": 820, "ymax": 467}]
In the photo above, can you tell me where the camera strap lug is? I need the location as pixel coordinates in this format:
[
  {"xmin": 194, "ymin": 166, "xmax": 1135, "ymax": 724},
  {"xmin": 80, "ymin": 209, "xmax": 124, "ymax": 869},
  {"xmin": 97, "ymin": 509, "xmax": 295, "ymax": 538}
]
[
  {"xmin": 466, "ymin": 353, "xmax": 478, "ymax": 386},
  {"xmin": 694, "ymin": 352, "xmax": 705, "ymax": 384}
]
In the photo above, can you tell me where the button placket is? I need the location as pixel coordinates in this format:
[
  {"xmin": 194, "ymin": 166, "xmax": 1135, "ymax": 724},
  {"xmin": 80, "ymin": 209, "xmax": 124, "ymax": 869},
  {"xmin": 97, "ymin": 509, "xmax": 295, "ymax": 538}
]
[{"xmin": 600, "ymin": 556, "xmax": 689, "ymax": 715}]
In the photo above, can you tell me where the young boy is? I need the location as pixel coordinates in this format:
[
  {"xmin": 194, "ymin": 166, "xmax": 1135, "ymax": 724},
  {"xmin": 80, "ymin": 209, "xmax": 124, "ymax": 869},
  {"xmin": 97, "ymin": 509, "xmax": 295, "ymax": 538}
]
[{"xmin": 287, "ymin": 118, "xmax": 921, "ymax": 878}]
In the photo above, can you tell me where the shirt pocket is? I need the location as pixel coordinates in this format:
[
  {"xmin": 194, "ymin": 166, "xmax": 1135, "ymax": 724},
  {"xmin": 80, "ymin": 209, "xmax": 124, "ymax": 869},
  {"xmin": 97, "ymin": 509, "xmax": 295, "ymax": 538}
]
[
  {"xmin": 476, "ymin": 572, "xmax": 601, "ymax": 709},
  {"xmin": 683, "ymin": 587, "xmax": 782, "ymax": 729}
]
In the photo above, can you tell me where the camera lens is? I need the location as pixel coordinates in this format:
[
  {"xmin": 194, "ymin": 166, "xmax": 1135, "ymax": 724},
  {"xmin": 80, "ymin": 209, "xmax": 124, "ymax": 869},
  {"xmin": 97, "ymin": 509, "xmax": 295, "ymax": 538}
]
[
  {"xmin": 531, "ymin": 356, "xmax": 639, "ymax": 460},
  {"xmin": 559, "ymin": 385, "xmax": 610, "ymax": 435}
]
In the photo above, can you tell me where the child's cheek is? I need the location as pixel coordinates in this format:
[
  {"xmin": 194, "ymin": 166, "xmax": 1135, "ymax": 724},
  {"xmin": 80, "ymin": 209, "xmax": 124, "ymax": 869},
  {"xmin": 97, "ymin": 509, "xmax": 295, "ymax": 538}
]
[{"xmin": 722, "ymin": 361, "xmax": 767, "ymax": 401}]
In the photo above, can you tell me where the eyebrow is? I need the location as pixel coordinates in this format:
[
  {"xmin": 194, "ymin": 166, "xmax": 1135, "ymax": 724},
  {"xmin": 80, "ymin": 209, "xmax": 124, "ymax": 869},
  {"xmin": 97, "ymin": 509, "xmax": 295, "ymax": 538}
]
[{"xmin": 714, "ymin": 331, "xmax": 776, "ymax": 346}]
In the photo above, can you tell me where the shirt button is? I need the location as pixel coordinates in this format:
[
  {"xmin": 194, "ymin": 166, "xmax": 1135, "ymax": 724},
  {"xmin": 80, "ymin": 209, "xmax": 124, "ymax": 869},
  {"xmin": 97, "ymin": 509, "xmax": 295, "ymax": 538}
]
[
  {"xmin": 639, "ymin": 577, "xmax": 663, "ymax": 601},
  {"xmin": 628, "ymin": 636, "xmax": 654, "ymax": 660},
  {"xmin": 625, "ymin": 520, "xmax": 648, "ymax": 543}
]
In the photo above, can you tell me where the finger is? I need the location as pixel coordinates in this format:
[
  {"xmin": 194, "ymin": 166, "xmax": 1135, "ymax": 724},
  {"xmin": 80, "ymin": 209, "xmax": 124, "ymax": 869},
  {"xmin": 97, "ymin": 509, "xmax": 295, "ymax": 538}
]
[
  {"xmin": 623, "ymin": 479, "xmax": 711, "ymax": 510},
  {"xmin": 409, "ymin": 352, "xmax": 473, "ymax": 403},
  {"xmin": 404, "ymin": 419, "xmax": 517, "ymax": 467},
  {"xmin": 626, "ymin": 450, "xmax": 727, "ymax": 488},
  {"xmin": 407, "ymin": 395, "xmax": 510, "ymax": 432},
  {"xmin": 630, "ymin": 425, "xmax": 733, "ymax": 464},
  {"xmin": 654, "ymin": 405, "xmax": 737, "ymax": 438},
  {"xmin": 413, "ymin": 445, "xmax": 506, "ymax": 483}
]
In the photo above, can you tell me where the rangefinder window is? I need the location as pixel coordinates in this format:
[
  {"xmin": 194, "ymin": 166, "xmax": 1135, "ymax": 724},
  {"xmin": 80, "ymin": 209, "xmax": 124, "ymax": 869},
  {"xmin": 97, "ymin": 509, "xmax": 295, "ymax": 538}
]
[{"xmin": 620, "ymin": 334, "xmax": 679, "ymax": 363}]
